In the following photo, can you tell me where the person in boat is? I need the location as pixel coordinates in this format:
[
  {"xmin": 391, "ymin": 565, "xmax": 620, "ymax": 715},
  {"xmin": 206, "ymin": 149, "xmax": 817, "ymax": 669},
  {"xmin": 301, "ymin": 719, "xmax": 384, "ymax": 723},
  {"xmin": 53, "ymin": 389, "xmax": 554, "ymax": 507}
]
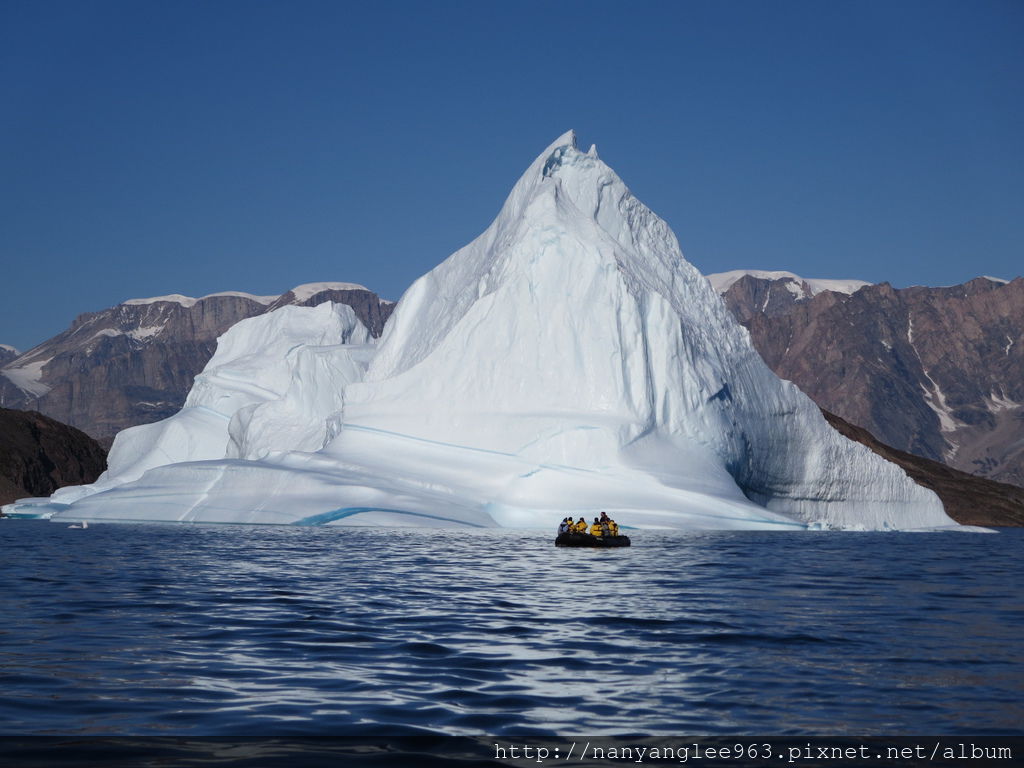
[
  {"xmin": 558, "ymin": 517, "xmax": 573, "ymax": 534},
  {"xmin": 608, "ymin": 518, "xmax": 619, "ymax": 536},
  {"xmin": 600, "ymin": 519, "xmax": 611, "ymax": 537},
  {"xmin": 590, "ymin": 517, "xmax": 604, "ymax": 537},
  {"xmin": 599, "ymin": 511, "xmax": 610, "ymax": 523},
  {"xmin": 574, "ymin": 517, "xmax": 588, "ymax": 533}
]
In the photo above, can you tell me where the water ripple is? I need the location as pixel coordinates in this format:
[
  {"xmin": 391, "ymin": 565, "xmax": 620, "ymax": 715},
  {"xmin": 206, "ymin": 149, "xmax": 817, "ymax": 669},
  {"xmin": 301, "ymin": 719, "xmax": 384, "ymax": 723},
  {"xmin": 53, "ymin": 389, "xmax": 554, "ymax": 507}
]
[{"xmin": 0, "ymin": 522, "xmax": 1021, "ymax": 739}]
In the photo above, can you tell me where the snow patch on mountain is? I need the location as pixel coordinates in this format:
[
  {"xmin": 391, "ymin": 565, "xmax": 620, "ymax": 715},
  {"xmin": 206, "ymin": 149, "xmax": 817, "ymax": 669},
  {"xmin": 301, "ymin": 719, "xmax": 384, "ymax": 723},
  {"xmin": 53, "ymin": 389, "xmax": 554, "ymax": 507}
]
[
  {"xmin": 122, "ymin": 294, "xmax": 197, "ymax": 307},
  {"xmin": 122, "ymin": 291, "xmax": 279, "ymax": 307},
  {"xmin": 906, "ymin": 312, "xmax": 962, "ymax": 436},
  {"xmin": 87, "ymin": 325, "xmax": 166, "ymax": 344},
  {"xmin": 289, "ymin": 282, "xmax": 370, "ymax": 301},
  {"xmin": 707, "ymin": 269, "xmax": 870, "ymax": 298},
  {"xmin": 988, "ymin": 392, "xmax": 1021, "ymax": 412},
  {"xmin": 121, "ymin": 285, "xmax": 371, "ymax": 309},
  {"xmin": 1, "ymin": 359, "xmax": 51, "ymax": 397},
  {"xmin": 128, "ymin": 325, "xmax": 165, "ymax": 341},
  {"xmin": 921, "ymin": 375, "xmax": 961, "ymax": 433}
]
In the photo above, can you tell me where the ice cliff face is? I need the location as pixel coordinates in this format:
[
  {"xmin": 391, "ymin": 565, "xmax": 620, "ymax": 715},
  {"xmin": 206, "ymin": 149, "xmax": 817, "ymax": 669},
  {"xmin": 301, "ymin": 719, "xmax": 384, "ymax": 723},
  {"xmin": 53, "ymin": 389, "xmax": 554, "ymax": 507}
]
[
  {"xmin": 112, "ymin": 302, "xmax": 372, "ymax": 480},
  {"xmin": 5, "ymin": 132, "xmax": 955, "ymax": 530}
]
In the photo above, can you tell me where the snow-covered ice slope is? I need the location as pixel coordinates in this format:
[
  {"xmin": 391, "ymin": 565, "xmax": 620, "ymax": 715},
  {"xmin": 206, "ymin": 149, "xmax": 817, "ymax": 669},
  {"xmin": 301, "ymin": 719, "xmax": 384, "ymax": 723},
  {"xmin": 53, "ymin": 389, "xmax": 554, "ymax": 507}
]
[
  {"xmin": 18, "ymin": 302, "xmax": 373, "ymax": 514},
  {"xmin": 6, "ymin": 131, "xmax": 954, "ymax": 530}
]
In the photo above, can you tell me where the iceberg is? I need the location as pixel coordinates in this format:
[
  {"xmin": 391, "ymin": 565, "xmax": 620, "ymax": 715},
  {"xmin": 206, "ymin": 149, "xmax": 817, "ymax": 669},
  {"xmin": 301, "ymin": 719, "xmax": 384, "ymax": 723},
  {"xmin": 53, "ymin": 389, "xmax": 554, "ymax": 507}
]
[
  {"xmin": 31, "ymin": 302, "xmax": 373, "ymax": 507},
  {"xmin": 5, "ymin": 131, "xmax": 955, "ymax": 530}
]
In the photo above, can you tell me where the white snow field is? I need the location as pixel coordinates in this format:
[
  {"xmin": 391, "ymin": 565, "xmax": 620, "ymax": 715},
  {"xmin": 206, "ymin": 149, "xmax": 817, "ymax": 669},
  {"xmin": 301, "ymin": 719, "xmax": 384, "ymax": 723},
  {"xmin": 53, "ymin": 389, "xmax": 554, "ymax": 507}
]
[
  {"xmin": 706, "ymin": 269, "xmax": 870, "ymax": 298},
  {"xmin": 5, "ymin": 131, "xmax": 955, "ymax": 530}
]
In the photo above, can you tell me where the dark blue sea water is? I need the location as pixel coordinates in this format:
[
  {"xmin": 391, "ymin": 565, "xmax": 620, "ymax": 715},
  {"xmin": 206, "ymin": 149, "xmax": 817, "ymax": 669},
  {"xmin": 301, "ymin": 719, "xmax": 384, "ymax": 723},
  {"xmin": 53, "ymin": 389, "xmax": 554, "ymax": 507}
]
[{"xmin": 0, "ymin": 521, "xmax": 1021, "ymax": 765}]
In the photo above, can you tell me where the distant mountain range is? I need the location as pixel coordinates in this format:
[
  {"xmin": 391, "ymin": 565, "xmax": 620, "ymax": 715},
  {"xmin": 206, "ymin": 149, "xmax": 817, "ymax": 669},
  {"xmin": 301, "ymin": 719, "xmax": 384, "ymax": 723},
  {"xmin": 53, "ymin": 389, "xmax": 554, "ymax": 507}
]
[
  {"xmin": 710, "ymin": 270, "xmax": 1023, "ymax": 487},
  {"xmin": 0, "ymin": 284, "xmax": 393, "ymax": 444}
]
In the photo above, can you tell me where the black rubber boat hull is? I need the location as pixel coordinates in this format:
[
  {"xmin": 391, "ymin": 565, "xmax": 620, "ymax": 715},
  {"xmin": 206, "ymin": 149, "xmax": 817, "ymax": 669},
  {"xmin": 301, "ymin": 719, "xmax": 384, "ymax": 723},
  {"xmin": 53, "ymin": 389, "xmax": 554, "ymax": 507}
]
[{"xmin": 555, "ymin": 532, "xmax": 631, "ymax": 548}]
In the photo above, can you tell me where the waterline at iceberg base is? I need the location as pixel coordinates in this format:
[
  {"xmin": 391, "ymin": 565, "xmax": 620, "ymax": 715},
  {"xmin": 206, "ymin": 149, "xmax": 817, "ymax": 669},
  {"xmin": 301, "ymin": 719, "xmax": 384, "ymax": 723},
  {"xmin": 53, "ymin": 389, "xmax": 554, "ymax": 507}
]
[{"xmin": 5, "ymin": 132, "xmax": 957, "ymax": 531}]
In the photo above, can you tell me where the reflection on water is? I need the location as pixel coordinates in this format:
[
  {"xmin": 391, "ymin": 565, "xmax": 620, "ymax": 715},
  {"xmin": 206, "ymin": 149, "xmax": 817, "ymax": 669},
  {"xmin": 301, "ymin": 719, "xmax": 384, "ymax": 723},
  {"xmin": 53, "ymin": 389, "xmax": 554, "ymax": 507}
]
[{"xmin": 0, "ymin": 522, "xmax": 1021, "ymax": 738}]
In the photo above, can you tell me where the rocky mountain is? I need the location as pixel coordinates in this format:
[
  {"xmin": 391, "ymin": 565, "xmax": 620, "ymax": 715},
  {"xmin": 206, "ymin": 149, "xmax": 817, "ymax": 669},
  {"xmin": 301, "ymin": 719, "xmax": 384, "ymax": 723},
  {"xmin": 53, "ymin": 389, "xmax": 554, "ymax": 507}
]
[
  {"xmin": 0, "ymin": 408, "xmax": 107, "ymax": 506},
  {"xmin": 0, "ymin": 345, "xmax": 20, "ymax": 365},
  {"xmin": 0, "ymin": 283, "xmax": 392, "ymax": 443},
  {"xmin": 708, "ymin": 270, "xmax": 870, "ymax": 322},
  {"xmin": 710, "ymin": 271, "xmax": 1024, "ymax": 487}
]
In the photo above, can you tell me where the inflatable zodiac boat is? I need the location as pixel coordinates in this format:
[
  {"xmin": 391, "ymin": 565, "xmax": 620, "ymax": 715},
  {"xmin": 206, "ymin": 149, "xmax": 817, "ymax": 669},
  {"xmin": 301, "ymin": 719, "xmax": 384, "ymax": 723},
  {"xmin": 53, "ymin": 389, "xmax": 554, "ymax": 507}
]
[{"xmin": 554, "ymin": 532, "xmax": 631, "ymax": 548}]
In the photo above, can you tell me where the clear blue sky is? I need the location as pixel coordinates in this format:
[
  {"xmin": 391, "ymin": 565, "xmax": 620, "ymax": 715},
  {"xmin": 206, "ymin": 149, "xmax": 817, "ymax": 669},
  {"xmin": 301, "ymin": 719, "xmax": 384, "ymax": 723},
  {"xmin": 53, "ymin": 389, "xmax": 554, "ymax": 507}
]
[{"xmin": 2, "ymin": 0, "xmax": 1021, "ymax": 351}]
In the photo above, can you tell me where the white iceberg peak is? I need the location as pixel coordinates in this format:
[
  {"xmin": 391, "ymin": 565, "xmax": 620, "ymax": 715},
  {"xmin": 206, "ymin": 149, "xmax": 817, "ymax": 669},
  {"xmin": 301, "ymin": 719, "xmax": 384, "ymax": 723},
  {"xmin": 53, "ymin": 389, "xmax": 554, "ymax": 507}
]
[
  {"xmin": 347, "ymin": 132, "xmax": 951, "ymax": 531},
  {"xmin": 550, "ymin": 129, "xmax": 577, "ymax": 150}
]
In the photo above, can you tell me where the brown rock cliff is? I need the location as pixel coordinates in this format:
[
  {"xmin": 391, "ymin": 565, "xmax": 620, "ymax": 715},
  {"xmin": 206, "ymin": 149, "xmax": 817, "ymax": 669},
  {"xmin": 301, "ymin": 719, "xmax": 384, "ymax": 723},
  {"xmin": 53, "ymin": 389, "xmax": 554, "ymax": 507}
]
[{"xmin": 0, "ymin": 408, "xmax": 107, "ymax": 506}]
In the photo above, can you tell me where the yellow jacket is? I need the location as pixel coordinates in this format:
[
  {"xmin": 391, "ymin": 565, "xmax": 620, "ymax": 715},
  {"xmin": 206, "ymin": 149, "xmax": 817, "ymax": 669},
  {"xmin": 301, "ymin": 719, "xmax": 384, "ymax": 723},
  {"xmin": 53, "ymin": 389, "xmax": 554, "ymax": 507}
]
[{"xmin": 589, "ymin": 522, "xmax": 603, "ymax": 536}]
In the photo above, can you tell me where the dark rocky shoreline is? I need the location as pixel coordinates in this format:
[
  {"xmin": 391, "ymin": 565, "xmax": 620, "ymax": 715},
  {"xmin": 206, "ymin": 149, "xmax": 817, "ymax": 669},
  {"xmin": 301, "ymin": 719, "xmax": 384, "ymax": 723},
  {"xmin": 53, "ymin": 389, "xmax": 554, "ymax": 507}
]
[{"xmin": 0, "ymin": 408, "xmax": 107, "ymax": 506}]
